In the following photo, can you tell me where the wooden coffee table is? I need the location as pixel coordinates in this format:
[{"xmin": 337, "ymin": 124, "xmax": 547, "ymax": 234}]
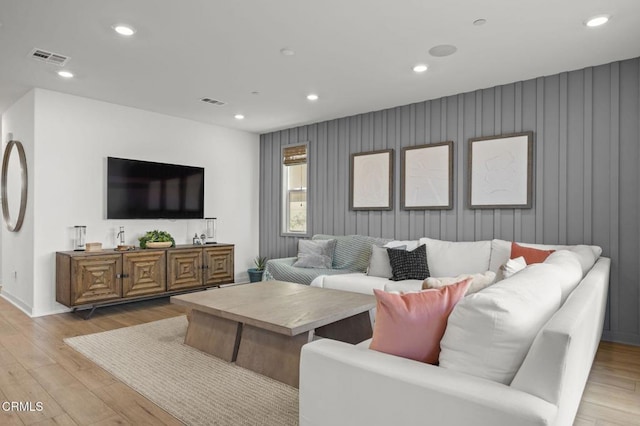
[{"xmin": 170, "ymin": 280, "xmax": 376, "ymax": 387}]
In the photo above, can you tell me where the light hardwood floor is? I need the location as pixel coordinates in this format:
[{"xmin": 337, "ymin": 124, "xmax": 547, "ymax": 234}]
[{"xmin": 0, "ymin": 296, "xmax": 638, "ymax": 425}]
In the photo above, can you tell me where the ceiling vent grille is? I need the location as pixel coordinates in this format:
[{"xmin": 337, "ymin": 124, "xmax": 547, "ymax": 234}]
[
  {"xmin": 200, "ymin": 97, "xmax": 226, "ymax": 106},
  {"xmin": 30, "ymin": 48, "xmax": 70, "ymax": 66}
]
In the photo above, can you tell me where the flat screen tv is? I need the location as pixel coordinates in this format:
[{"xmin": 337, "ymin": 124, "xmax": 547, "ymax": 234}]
[{"xmin": 107, "ymin": 157, "xmax": 204, "ymax": 219}]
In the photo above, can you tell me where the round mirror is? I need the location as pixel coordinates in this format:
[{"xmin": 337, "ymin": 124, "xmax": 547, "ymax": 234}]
[{"xmin": 1, "ymin": 140, "xmax": 28, "ymax": 232}]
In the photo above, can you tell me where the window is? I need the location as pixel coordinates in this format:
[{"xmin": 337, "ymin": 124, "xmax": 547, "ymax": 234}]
[{"xmin": 282, "ymin": 144, "xmax": 308, "ymax": 235}]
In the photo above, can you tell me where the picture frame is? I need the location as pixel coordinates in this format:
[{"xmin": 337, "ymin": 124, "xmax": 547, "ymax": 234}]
[
  {"xmin": 468, "ymin": 131, "xmax": 534, "ymax": 209},
  {"xmin": 350, "ymin": 149, "xmax": 393, "ymax": 210},
  {"xmin": 401, "ymin": 141, "xmax": 453, "ymax": 210}
]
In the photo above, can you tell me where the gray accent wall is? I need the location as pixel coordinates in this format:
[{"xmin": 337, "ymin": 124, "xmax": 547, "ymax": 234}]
[{"xmin": 260, "ymin": 57, "xmax": 640, "ymax": 345}]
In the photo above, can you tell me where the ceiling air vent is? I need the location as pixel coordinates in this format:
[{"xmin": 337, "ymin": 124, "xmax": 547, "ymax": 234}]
[
  {"xmin": 200, "ymin": 97, "xmax": 226, "ymax": 106},
  {"xmin": 30, "ymin": 48, "xmax": 70, "ymax": 66}
]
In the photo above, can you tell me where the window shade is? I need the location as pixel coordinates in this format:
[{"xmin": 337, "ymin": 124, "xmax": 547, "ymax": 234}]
[{"xmin": 283, "ymin": 145, "xmax": 307, "ymax": 166}]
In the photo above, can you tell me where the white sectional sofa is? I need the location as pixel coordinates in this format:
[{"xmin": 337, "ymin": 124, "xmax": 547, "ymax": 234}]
[{"xmin": 300, "ymin": 238, "xmax": 610, "ymax": 426}]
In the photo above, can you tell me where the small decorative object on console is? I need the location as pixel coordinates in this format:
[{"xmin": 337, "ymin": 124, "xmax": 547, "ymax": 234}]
[
  {"xmin": 85, "ymin": 242, "xmax": 102, "ymax": 252},
  {"xmin": 204, "ymin": 217, "xmax": 217, "ymax": 244},
  {"xmin": 74, "ymin": 225, "xmax": 86, "ymax": 251},
  {"xmin": 138, "ymin": 230, "xmax": 175, "ymax": 249}
]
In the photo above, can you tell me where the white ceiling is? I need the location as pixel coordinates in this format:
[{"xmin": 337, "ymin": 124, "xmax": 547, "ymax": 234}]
[{"xmin": 1, "ymin": 0, "xmax": 639, "ymax": 134}]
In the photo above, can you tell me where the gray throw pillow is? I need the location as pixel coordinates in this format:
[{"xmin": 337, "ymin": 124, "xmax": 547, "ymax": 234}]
[
  {"xmin": 293, "ymin": 239, "xmax": 337, "ymax": 269},
  {"xmin": 368, "ymin": 245, "xmax": 406, "ymax": 278}
]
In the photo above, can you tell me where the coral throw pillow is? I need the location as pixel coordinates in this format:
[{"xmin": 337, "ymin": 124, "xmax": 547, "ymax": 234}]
[
  {"xmin": 370, "ymin": 278, "xmax": 471, "ymax": 364},
  {"xmin": 511, "ymin": 242, "xmax": 554, "ymax": 265}
]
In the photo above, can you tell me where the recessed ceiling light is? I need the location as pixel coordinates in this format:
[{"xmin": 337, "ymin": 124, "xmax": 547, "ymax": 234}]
[
  {"xmin": 413, "ymin": 64, "xmax": 428, "ymax": 73},
  {"xmin": 57, "ymin": 70, "xmax": 74, "ymax": 78},
  {"xmin": 234, "ymin": 114, "xmax": 245, "ymax": 120},
  {"xmin": 306, "ymin": 94, "xmax": 319, "ymax": 101},
  {"xmin": 113, "ymin": 25, "xmax": 136, "ymax": 36},
  {"xmin": 585, "ymin": 15, "xmax": 610, "ymax": 27},
  {"xmin": 280, "ymin": 48, "xmax": 295, "ymax": 56},
  {"xmin": 473, "ymin": 18, "xmax": 487, "ymax": 26},
  {"xmin": 429, "ymin": 44, "xmax": 457, "ymax": 57}
]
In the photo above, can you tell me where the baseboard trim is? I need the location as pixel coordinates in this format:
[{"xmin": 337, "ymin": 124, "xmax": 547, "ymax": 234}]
[
  {"xmin": 602, "ymin": 330, "xmax": 640, "ymax": 346},
  {"xmin": 0, "ymin": 292, "xmax": 33, "ymax": 317},
  {"xmin": 31, "ymin": 306, "xmax": 73, "ymax": 317}
]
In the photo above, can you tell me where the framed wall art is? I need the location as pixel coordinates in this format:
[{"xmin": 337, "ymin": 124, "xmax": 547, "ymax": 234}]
[
  {"xmin": 468, "ymin": 131, "xmax": 534, "ymax": 209},
  {"xmin": 350, "ymin": 149, "xmax": 393, "ymax": 210},
  {"xmin": 401, "ymin": 141, "xmax": 453, "ymax": 210}
]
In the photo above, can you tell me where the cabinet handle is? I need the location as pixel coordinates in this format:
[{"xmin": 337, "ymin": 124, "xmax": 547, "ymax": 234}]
[
  {"xmin": 116, "ymin": 273, "xmax": 130, "ymax": 279},
  {"xmin": 116, "ymin": 273, "xmax": 122, "ymax": 279},
  {"xmin": 202, "ymin": 265, "xmax": 209, "ymax": 270}
]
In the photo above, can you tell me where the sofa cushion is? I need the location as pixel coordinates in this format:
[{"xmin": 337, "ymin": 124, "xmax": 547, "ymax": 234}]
[
  {"xmin": 369, "ymin": 279, "xmax": 471, "ymax": 364},
  {"xmin": 386, "ymin": 240, "xmax": 420, "ymax": 250},
  {"xmin": 313, "ymin": 234, "xmax": 391, "ymax": 271},
  {"xmin": 419, "ymin": 238, "xmax": 492, "ymax": 277},
  {"xmin": 542, "ymin": 250, "xmax": 584, "ymax": 303},
  {"xmin": 488, "ymin": 239, "xmax": 603, "ymax": 273},
  {"xmin": 423, "ymin": 271, "xmax": 496, "ymax": 295},
  {"xmin": 387, "ymin": 244, "xmax": 430, "ymax": 281},
  {"xmin": 314, "ymin": 272, "xmax": 423, "ymax": 295},
  {"xmin": 439, "ymin": 263, "xmax": 563, "ymax": 384},
  {"xmin": 511, "ymin": 242, "xmax": 554, "ymax": 264},
  {"xmin": 568, "ymin": 245, "xmax": 599, "ymax": 276},
  {"xmin": 293, "ymin": 239, "xmax": 337, "ymax": 269},
  {"xmin": 367, "ymin": 245, "xmax": 406, "ymax": 279}
]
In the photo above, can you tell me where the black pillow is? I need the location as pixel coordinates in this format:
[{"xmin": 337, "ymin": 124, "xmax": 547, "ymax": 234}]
[{"xmin": 386, "ymin": 244, "xmax": 430, "ymax": 281}]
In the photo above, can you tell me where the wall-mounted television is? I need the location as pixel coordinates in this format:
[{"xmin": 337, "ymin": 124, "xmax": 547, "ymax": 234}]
[{"xmin": 107, "ymin": 157, "xmax": 204, "ymax": 219}]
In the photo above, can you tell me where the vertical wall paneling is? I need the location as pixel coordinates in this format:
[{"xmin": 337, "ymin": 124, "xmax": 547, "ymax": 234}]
[
  {"xmin": 259, "ymin": 58, "xmax": 640, "ymax": 345},
  {"xmin": 494, "ymin": 86, "xmax": 502, "ymax": 239},
  {"xmin": 535, "ymin": 77, "xmax": 545, "ymax": 243},
  {"xmin": 609, "ymin": 62, "xmax": 621, "ymax": 333},
  {"xmin": 456, "ymin": 94, "xmax": 465, "ymax": 240},
  {"xmin": 559, "ymin": 73, "xmax": 569, "ymax": 245},
  {"xmin": 514, "ymin": 82, "xmax": 523, "ymax": 242}
]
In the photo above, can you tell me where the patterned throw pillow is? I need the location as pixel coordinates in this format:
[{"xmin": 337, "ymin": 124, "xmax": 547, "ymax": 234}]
[{"xmin": 387, "ymin": 244, "xmax": 430, "ymax": 281}]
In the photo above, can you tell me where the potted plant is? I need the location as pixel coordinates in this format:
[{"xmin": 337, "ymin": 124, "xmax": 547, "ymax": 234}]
[
  {"xmin": 139, "ymin": 230, "xmax": 176, "ymax": 249},
  {"xmin": 247, "ymin": 256, "xmax": 267, "ymax": 282}
]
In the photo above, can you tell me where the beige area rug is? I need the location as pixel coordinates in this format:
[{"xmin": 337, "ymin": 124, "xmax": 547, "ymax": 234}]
[{"xmin": 64, "ymin": 316, "xmax": 298, "ymax": 426}]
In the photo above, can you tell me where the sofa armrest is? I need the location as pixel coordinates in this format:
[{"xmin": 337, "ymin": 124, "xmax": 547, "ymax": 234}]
[
  {"xmin": 300, "ymin": 339, "xmax": 557, "ymax": 426},
  {"xmin": 510, "ymin": 257, "xmax": 610, "ymax": 425}
]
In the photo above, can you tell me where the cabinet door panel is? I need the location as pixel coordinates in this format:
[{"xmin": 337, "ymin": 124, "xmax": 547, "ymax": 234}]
[
  {"xmin": 167, "ymin": 249, "xmax": 203, "ymax": 290},
  {"xmin": 204, "ymin": 246, "xmax": 234, "ymax": 285},
  {"xmin": 71, "ymin": 255, "xmax": 122, "ymax": 305},
  {"xmin": 123, "ymin": 251, "xmax": 166, "ymax": 298}
]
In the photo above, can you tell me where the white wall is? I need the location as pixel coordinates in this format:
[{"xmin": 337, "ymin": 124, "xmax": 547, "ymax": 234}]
[
  {"xmin": 2, "ymin": 88, "xmax": 260, "ymax": 316},
  {"xmin": 1, "ymin": 90, "xmax": 36, "ymax": 315}
]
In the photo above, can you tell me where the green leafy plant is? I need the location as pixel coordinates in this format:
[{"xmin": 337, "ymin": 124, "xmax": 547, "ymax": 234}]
[
  {"xmin": 138, "ymin": 230, "xmax": 175, "ymax": 249},
  {"xmin": 254, "ymin": 256, "xmax": 268, "ymax": 271}
]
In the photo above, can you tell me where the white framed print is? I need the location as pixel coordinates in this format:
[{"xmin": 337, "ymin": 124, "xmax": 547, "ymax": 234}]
[
  {"xmin": 468, "ymin": 132, "xmax": 534, "ymax": 209},
  {"xmin": 401, "ymin": 141, "xmax": 453, "ymax": 210},
  {"xmin": 350, "ymin": 149, "xmax": 393, "ymax": 210}
]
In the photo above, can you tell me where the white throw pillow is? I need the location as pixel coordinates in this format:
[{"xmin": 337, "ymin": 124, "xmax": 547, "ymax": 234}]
[
  {"xmin": 439, "ymin": 263, "xmax": 563, "ymax": 384},
  {"xmin": 501, "ymin": 256, "xmax": 527, "ymax": 280},
  {"xmin": 419, "ymin": 238, "xmax": 491, "ymax": 277},
  {"xmin": 423, "ymin": 271, "xmax": 496, "ymax": 295}
]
